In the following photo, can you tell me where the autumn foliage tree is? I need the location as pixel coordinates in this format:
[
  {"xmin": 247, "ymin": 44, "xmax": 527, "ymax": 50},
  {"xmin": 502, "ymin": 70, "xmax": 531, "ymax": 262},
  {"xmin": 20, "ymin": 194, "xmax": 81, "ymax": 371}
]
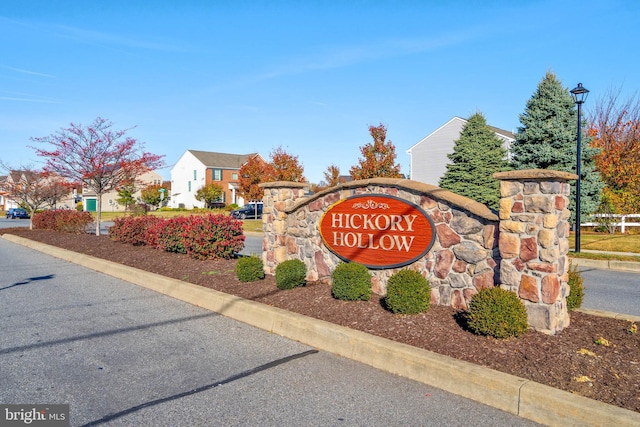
[
  {"xmin": 31, "ymin": 117, "xmax": 164, "ymax": 236},
  {"xmin": 269, "ymin": 146, "xmax": 306, "ymax": 182},
  {"xmin": 238, "ymin": 154, "xmax": 270, "ymax": 203},
  {"xmin": 141, "ymin": 183, "xmax": 169, "ymax": 208},
  {"xmin": 0, "ymin": 167, "xmax": 71, "ymax": 230},
  {"xmin": 195, "ymin": 182, "xmax": 224, "ymax": 208},
  {"xmin": 350, "ymin": 123, "xmax": 402, "ymax": 180},
  {"xmin": 323, "ymin": 164, "xmax": 342, "ymax": 187},
  {"xmin": 589, "ymin": 88, "xmax": 640, "ymax": 213}
]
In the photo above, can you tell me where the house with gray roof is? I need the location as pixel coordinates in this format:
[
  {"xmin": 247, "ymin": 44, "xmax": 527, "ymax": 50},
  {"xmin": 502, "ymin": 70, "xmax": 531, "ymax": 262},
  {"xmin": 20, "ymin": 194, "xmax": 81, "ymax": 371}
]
[
  {"xmin": 406, "ymin": 116, "xmax": 515, "ymax": 186},
  {"xmin": 170, "ymin": 150, "xmax": 264, "ymax": 209}
]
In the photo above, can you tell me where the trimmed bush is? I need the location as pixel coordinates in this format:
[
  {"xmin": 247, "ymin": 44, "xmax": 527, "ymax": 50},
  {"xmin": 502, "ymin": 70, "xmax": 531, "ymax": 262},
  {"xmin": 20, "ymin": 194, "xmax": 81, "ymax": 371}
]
[
  {"xmin": 275, "ymin": 259, "xmax": 307, "ymax": 290},
  {"xmin": 236, "ymin": 255, "xmax": 265, "ymax": 282},
  {"xmin": 181, "ymin": 214, "xmax": 245, "ymax": 260},
  {"xmin": 108, "ymin": 215, "xmax": 161, "ymax": 246},
  {"xmin": 466, "ymin": 287, "xmax": 528, "ymax": 339},
  {"xmin": 32, "ymin": 210, "xmax": 93, "ymax": 234},
  {"xmin": 384, "ymin": 270, "xmax": 431, "ymax": 314},
  {"xmin": 331, "ymin": 262, "xmax": 372, "ymax": 301},
  {"xmin": 108, "ymin": 214, "xmax": 244, "ymax": 260},
  {"xmin": 566, "ymin": 262, "xmax": 584, "ymax": 311},
  {"xmin": 148, "ymin": 216, "xmax": 190, "ymax": 254}
]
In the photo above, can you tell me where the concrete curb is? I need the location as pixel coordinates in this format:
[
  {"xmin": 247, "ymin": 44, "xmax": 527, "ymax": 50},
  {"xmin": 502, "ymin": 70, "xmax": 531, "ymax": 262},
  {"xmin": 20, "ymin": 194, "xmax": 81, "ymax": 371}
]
[
  {"xmin": 568, "ymin": 256, "xmax": 640, "ymax": 273},
  {"xmin": 4, "ymin": 234, "xmax": 639, "ymax": 427},
  {"xmin": 576, "ymin": 307, "xmax": 640, "ymax": 323}
]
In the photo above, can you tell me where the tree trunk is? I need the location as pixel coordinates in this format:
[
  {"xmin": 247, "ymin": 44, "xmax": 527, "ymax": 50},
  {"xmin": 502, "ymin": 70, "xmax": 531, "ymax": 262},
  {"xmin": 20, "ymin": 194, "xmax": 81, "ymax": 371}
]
[{"xmin": 95, "ymin": 194, "xmax": 103, "ymax": 236}]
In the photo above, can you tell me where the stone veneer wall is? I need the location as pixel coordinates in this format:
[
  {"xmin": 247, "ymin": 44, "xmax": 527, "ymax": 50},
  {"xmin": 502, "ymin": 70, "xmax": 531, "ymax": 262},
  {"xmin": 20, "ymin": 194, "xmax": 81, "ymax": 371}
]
[
  {"xmin": 493, "ymin": 169, "xmax": 577, "ymax": 334},
  {"xmin": 260, "ymin": 178, "xmax": 499, "ymax": 312},
  {"xmin": 260, "ymin": 170, "xmax": 576, "ymax": 334}
]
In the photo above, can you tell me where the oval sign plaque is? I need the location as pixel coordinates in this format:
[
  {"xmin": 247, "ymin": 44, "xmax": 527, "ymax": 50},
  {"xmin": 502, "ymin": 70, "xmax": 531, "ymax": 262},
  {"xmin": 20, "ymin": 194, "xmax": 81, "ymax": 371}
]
[{"xmin": 319, "ymin": 194, "xmax": 436, "ymax": 269}]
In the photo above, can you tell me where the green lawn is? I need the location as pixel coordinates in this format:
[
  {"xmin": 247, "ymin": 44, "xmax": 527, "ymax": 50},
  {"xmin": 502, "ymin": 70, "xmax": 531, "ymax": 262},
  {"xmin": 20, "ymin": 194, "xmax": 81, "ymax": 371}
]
[
  {"xmin": 570, "ymin": 232, "xmax": 640, "ymax": 253},
  {"xmin": 569, "ymin": 232, "xmax": 640, "ymax": 261}
]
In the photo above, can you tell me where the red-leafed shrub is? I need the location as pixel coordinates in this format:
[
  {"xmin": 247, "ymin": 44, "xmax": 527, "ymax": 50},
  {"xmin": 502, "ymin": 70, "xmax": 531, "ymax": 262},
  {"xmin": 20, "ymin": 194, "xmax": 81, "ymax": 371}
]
[
  {"xmin": 181, "ymin": 214, "xmax": 245, "ymax": 259},
  {"xmin": 32, "ymin": 210, "xmax": 93, "ymax": 234},
  {"xmin": 147, "ymin": 216, "xmax": 190, "ymax": 254},
  {"xmin": 108, "ymin": 214, "xmax": 245, "ymax": 260},
  {"xmin": 108, "ymin": 215, "xmax": 161, "ymax": 246}
]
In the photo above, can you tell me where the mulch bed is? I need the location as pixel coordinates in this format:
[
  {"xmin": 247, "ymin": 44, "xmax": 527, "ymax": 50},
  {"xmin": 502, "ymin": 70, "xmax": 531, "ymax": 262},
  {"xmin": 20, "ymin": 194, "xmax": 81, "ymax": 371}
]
[{"xmin": 4, "ymin": 228, "xmax": 639, "ymax": 413}]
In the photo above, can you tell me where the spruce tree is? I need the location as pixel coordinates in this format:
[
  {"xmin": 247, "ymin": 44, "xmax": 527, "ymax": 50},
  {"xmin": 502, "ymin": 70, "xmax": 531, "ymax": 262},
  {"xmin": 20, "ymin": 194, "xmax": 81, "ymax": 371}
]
[
  {"xmin": 439, "ymin": 112, "xmax": 510, "ymax": 209},
  {"xmin": 511, "ymin": 72, "xmax": 603, "ymax": 221}
]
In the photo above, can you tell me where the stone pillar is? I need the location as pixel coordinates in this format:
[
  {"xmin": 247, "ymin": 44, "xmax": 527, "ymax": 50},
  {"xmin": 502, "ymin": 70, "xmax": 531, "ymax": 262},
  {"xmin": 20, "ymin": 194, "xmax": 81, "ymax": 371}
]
[
  {"xmin": 259, "ymin": 182, "xmax": 308, "ymax": 275},
  {"xmin": 493, "ymin": 170, "xmax": 577, "ymax": 335}
]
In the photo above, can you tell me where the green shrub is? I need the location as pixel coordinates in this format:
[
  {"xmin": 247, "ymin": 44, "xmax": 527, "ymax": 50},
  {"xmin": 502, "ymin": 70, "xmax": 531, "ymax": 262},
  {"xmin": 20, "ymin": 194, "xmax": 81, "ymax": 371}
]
[
  {"xmin": 566, "ymin": 262, "xmax": 584, "ymax": 311},
  {"xmin": 331, "ymin": 262, "xmax": 372, "ymax": 301},
  {"xmin": 466, "ymin": 287, "xmax": 528, "ymax": 339},
  {"xmin": 236, "ymin": 256, "xmax": 265, "ymax": 282},
  {"xmin": 384, "ymin": 270, "xmax": 431, "ymax": 314},
  {"xmin": 275, "ymin": 259, "xmax": 306, "ymax": 290}
]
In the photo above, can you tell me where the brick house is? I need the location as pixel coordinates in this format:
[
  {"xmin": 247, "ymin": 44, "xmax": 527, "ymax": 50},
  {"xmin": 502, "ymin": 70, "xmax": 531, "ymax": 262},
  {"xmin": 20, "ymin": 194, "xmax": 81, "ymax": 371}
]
[{"xmin": 170, "ymin": 150, "xmax": 265, "ymax": 209}]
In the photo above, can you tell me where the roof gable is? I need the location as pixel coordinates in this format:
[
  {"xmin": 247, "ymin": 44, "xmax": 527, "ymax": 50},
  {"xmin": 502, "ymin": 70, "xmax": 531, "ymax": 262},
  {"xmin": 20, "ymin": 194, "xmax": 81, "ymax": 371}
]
[
  {"xmin": 187, "ymin": 150, "xmax": 264, "ymax": 169},
  {"xmin": 406, "ymin": 116, "xmax": 515, "ymax": 154}
]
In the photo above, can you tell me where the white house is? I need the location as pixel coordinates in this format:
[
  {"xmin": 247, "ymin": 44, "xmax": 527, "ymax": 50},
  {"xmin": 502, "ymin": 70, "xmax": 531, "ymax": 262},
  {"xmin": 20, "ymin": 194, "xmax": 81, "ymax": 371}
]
[
  {"xmin": 406, "ymin": 116, "xmax": 515, "ymax": 186},
  {"xmin": 170, "ymin": 150, "xmax": 264, "ymax": 209}
]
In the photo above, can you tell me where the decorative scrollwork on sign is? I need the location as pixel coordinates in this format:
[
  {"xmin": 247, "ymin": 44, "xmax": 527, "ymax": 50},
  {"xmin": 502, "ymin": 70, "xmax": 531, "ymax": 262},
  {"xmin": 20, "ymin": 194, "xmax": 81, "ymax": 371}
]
[{"xmin": 352, "ymin": 199, "xmax": 390, "ymax": 210}]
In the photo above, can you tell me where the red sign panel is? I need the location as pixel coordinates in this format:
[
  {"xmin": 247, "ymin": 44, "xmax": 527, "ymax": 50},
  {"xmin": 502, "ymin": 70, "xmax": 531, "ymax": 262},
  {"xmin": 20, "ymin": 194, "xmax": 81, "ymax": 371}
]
[{"xmin": 319, "ymin": 194, "xmax": 435, "ymax": 269}]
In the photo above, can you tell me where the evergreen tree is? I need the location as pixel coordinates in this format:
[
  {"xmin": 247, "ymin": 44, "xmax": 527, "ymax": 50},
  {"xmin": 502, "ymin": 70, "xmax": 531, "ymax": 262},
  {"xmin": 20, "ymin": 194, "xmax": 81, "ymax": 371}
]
[
  {"xmin": 439, "ymin": 112, "xmax": 510, "ymax": 209},
  {"xmin": 511, "ymin": 72, "xmax": 603, "ymax": 221}
]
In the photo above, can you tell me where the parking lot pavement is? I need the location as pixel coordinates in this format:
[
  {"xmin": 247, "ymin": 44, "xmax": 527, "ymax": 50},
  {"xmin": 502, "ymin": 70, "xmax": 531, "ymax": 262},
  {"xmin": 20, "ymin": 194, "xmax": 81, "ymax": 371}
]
[{"xmin": 0, "ymin": 238, "xmax": 541, "ymax": 426}]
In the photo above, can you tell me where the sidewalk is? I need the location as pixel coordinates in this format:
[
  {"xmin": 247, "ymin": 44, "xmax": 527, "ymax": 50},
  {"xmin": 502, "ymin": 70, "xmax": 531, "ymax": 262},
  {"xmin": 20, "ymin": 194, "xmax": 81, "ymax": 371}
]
[{"xmin": 4, "ymin": 233, "xmax": 639, "ymax": 427}]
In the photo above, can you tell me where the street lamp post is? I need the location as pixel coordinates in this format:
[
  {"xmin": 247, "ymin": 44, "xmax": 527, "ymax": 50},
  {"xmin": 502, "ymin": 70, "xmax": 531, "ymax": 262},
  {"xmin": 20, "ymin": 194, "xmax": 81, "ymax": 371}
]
[{"xmin": 570, "ymin": 83, "xmax": 589, "ymax": 253}]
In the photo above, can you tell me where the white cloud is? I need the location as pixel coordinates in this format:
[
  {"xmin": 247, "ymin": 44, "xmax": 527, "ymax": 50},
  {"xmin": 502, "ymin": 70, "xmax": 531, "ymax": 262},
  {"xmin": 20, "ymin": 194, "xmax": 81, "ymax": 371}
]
[{"xmin": 0, "ymin": 65, "xmax": 54, "ymax": 78}]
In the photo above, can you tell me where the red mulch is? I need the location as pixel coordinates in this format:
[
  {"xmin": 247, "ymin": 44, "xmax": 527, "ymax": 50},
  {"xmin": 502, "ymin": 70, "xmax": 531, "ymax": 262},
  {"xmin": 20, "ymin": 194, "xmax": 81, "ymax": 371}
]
[{"xmin": 4, "ymin": 229, "xmax": 639, "ymax": 413}]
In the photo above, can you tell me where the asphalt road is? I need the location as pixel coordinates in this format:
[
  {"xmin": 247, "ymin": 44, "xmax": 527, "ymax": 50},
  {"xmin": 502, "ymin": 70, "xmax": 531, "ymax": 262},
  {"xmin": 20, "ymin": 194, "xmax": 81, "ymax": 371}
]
[
  {"xmin": 0, "ymin": 238, "xmax": 540, "ymax": 427},
  {"xmin": 578, "ymin": 267, "xmax": 640, "ymax": 316}
]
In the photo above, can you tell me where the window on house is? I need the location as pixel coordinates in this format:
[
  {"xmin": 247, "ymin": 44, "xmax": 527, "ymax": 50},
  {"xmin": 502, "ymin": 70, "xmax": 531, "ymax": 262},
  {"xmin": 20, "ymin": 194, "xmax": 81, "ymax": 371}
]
[
  {"xmin": 232, "ymin": 173, "xmax": 238, "ymax": 180},
  {"xmin": 212, "ymin": 169, "xmax": 222, "ymax": 181},
  {"xmin": 193, "ymin": 170, "xmax": 197, "ymax": 180},
  {"xmin": 188, "ymin": 181, "xmax": 191, "ymax": 192}
]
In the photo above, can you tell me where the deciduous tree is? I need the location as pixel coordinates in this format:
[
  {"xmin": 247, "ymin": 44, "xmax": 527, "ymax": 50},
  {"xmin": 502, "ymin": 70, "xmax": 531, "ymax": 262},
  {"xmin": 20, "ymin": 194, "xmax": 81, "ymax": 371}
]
[
  {"xmin": 141, "ymin": 183, "xmax": 169, "ymax": 208},
  {"xmin": 350, "ymin": 123, "xmax": 402, "ymax": 180},
  {"xmin": 238, "ymin": 154, "xmax": 271, "ymax": 203},
  {"xmin": 269, "ymin": 146, "xmax": 306, "ymax": 182},
  {"xmin": 510, "ymin": 72, "xmax": 603, "ymax": 221},
  {"xmin": 1, "ymin": 166, "xmax": 72, "ymax": 230},
  {"xmin": 195, "ymin": 182, "xmax": 224, "ymax": 208},
  {"xmin": 31, "ymin": 117, "xmax": 164, "ymax": 235},
  {"xmin": 589, "ymin": 87, "xmax": 640, "ymax": 213},
  {"xmin": 323, "ymin": 164, "xmax": 342, "ymax": 188},
  {"xmin": 439, "ymin": 112, "xmax": 510, "ymax": 209}
]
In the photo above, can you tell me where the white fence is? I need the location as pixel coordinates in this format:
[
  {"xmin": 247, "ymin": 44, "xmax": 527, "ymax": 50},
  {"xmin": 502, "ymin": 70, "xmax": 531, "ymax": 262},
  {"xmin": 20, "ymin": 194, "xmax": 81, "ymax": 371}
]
[{"xmin": 582, "ymin": 214, "xmax": 640, "ymax": 233}]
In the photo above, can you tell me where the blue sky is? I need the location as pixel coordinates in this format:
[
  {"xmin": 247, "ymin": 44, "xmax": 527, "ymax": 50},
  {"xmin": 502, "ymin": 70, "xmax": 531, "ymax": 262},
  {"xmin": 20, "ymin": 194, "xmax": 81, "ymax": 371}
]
[{"xmin": 1, "ymin": 0, "xmax": 639, "ymax": 184}]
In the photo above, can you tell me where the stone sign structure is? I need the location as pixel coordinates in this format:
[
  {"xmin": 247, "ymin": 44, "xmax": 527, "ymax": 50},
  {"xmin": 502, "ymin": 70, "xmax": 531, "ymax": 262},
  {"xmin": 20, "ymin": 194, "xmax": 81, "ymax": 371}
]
[{"xmin": 260, "ymin": 169, "xmax": 576, "ymax": 335}]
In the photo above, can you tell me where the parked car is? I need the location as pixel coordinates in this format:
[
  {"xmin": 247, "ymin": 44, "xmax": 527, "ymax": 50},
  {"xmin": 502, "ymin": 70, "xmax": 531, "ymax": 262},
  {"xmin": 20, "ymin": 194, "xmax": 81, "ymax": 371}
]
[
  {"xmin": 6, "ymin": 208, "xmax": 30, "ymax": 219},
  {"xmin": 230, "ymin": 203, "xmax": 263, "ymax": 219}
]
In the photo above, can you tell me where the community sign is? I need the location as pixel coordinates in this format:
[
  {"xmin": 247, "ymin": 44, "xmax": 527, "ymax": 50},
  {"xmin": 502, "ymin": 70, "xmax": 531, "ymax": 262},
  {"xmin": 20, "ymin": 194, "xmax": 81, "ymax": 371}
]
[{"xmin": 319, "ymin": 194, "xmax": 436, "ymax": 269}]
